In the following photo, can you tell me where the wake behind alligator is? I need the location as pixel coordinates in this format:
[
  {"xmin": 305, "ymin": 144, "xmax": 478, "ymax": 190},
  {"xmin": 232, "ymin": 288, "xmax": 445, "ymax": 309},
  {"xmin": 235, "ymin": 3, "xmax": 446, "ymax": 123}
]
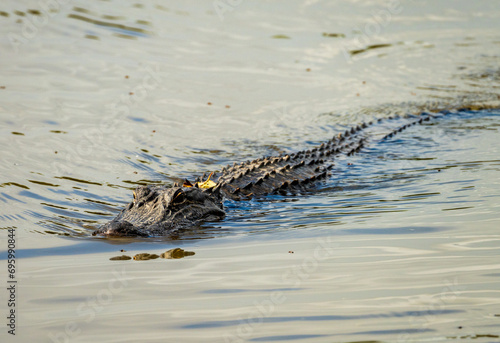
[{"xmin": 93, "ymin": 111, "xmax": 447, "ymax": 237}]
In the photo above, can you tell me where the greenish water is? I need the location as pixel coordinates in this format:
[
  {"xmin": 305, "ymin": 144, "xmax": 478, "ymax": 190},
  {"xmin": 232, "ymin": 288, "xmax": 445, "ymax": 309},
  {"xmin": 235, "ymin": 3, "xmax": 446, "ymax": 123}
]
[{"xmin": 0, "ymin": 0, "xmax": 499, "ymax": 342}]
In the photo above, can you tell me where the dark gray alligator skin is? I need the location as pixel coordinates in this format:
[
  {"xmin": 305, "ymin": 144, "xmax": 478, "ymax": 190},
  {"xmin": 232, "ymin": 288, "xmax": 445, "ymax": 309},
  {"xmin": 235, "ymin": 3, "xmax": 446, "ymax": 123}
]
[{"xmin": 93, "ymin": 113, "xmax": 433, "ymax": 237}]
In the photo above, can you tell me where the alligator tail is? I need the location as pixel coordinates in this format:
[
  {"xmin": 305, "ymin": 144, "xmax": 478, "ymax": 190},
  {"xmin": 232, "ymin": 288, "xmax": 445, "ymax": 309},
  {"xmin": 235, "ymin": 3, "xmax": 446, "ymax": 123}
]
[{"xmin": 210, "ymin": 113, "xmax": 435, "ymax": 200}]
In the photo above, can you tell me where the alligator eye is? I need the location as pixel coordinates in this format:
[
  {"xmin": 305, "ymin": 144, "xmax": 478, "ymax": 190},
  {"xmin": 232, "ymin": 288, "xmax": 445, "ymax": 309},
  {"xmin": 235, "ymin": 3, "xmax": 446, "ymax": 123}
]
[{"xmin": 172, "ymin": 189, "xmax": 186, "ymax": 204}]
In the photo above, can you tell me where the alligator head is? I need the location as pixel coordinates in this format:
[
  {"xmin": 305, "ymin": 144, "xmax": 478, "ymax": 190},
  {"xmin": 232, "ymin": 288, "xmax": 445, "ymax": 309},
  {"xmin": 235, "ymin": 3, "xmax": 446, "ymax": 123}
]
[{"xmin": 92, "ymin": 185, "xmax": 225, "ymax": 237}]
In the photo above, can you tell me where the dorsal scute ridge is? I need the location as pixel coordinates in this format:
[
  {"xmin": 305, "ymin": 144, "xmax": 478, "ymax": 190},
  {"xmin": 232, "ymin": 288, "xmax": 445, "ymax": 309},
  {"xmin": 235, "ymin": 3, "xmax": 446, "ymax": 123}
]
[{"xmin": 214, "ymin": 113, "xmax": 434, "ymax": 199}]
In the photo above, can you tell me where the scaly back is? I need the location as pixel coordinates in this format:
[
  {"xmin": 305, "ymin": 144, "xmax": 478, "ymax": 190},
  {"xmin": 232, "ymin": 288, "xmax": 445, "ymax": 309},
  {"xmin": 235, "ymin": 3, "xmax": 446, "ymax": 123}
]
[{"xmin": 199, "ymin": 114, "xmax": 432, "ymax": 200}]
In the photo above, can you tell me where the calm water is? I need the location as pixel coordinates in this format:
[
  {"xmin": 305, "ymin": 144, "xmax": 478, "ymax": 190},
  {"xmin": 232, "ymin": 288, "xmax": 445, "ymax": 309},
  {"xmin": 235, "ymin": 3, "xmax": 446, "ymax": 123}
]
[{"xmin": 1, "ymin": 0, "xmax": 500, "ymax": 342}]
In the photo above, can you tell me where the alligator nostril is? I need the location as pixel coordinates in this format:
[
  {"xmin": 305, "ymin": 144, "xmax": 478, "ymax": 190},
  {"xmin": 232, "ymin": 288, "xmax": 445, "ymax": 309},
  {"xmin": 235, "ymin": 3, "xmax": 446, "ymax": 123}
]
[
  {"xmin": 134, "ymin": 186, "xmax": 152, "ymax": 200},
  {"xmin": 94, "ymin": 220, "xmax": 148, "ymax": 237}
]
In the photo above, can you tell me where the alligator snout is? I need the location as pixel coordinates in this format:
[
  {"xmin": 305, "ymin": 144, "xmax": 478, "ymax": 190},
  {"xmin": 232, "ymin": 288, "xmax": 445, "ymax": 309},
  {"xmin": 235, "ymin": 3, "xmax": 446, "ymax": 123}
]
[{"xmin": 92, "ymin": 220, "xmax": 149, "ymax": 237}]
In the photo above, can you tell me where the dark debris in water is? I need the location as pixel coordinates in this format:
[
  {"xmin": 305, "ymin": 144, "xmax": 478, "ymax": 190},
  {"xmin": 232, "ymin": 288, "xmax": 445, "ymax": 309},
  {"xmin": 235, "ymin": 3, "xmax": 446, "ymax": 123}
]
[
  {"xmin": 110, "ymin": 248, "xmax": 195, "ymax": 261},
  {"xmin": 109, "ymin": 255, "xmax": 131, "ymax": 261},
  {"xmin": 350, "ymin": 43, "xmax": 392, "ymax": 56},
  {"xmin": 322, "ymin": 32, "xmax": 345, "ymax": 38},
  {"xmin": 271, "ymin": 34, "xmax": 290, "ymax": 39},
  {"xmin": 161, "ymin": 248, "xmax": 195, "ymax": 259},
  {"xmin": 133, "ymin": 253, "xmax": 159, "ymax": 261},
  {"xmin": 447, "ymin": 333, "xmax": 499, "ymax": 340}
]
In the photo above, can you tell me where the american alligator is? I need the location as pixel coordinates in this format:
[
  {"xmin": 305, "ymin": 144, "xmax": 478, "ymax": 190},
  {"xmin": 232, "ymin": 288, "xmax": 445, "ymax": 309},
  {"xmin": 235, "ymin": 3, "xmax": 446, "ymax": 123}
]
[{"xmin": 93, "ymin": 112, "xmax": 436, "ymax": 237}]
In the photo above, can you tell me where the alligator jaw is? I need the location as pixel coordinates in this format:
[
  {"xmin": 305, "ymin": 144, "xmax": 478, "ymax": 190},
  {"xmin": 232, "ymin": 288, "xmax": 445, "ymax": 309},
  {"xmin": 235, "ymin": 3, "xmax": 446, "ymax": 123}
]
[{"xmin": 94, "ymin": 185, "xmax": 225, "ymax": 237}]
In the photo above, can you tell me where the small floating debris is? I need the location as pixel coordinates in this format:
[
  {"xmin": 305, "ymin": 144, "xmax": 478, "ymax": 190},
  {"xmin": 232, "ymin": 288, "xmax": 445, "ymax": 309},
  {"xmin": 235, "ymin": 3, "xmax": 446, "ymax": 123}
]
[
  {"xmin": 196, "ymin": 172, "xmax": 216, "ymax": 189},
  {"xmin": 110, "ymin": 249, "xmax": 195, "ymax": 261},
  {"xmin": 133, "ymin": 253, "xmax": 160, "ymax": 261},
  {"xmin": 350, "ymin": 43, "xmax": 392, "ymax": 56},
  {"xmin": 84, "ymin": 34, "xmax": 99, "ymax": 40},
  {"xmin": 161, "ymin": 248, "xmax": 195, "ymax": 259},
  {"xmin": 322, "ymin": 32, "xmax": 345, "ymax": 38},
  {"xmin": 110, "ymin": 255, "xmax": 132, "ymax": 261},
  {"xmin": 27, "ymin": 9, "xmax": 42, "ymax": 15},
  {"xmin": 271, "ymin": 34, "xmax": 290, "ymax": 39}
]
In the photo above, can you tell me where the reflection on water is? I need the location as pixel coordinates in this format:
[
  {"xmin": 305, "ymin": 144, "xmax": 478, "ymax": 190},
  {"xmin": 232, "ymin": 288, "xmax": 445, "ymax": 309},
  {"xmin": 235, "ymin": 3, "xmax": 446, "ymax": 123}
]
[{"xmin": 183, "ymin": 309, "xmax": 463, "ymax": 329}]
